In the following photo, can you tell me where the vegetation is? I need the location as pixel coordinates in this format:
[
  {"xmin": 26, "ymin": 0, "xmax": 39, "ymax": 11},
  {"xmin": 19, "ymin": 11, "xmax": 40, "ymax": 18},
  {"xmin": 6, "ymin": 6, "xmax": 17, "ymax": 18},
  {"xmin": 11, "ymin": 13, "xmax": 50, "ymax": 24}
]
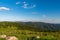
[{"xmin": 0, "ymin": 22, "xmax": 60, "ymax": 40}]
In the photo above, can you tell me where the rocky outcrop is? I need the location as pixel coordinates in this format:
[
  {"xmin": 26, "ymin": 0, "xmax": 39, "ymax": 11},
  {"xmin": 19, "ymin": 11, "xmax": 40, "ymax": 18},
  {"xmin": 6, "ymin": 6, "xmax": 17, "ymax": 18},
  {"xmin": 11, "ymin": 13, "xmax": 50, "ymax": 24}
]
[
  {"xmin": 6, "ymin": 36, "xmax": 18, "ymax": 40},
  {"xmin": 0, "ymin": 35, "xmax": 6, "ymax": 38},
  {"xmin": 0, "ymin": 35, "xmax": 18, "ymax": 40}
]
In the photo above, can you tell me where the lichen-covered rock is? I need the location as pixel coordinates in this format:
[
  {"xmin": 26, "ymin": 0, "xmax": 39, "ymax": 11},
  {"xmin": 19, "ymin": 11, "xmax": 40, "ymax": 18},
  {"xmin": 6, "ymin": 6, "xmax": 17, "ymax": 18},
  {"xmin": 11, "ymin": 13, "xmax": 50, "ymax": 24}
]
[{"xmin": 6, "ymin": 36, "xmax": 18, "ymax": 40}]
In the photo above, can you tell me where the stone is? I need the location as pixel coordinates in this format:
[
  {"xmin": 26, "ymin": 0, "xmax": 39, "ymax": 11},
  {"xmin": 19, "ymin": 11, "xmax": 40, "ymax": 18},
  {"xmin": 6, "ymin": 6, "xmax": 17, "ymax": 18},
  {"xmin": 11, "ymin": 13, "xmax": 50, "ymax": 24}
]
[
  {"xmin": 0, "ymin": 35, "xmax": 6, "ymax": 38},
  {"xmin": 6, "ymin": 36, "xmax": 18, "ymax": 40}
]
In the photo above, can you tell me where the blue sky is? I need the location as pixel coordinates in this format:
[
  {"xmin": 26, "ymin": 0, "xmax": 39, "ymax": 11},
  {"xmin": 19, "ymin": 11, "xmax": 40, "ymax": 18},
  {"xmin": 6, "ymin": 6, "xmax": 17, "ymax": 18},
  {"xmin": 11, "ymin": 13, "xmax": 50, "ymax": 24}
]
[{"xmin": 0, "ymin": 0, "xmax": 60, "ymax": 23}]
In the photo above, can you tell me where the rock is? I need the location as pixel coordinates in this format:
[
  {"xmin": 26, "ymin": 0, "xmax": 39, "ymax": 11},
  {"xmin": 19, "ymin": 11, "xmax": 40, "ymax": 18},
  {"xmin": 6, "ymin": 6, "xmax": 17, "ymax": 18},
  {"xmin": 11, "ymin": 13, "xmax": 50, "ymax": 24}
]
[
  {"xmin": 36, "ymin": 36, "xmax": 40, "ymax": 38},
  {"xmin": 6, "ymin": 36, "xmax": 18, "ymax": 40},
  {"xmin": 0, "ymin": 35, "xmax": 6, "ymax": 38}
]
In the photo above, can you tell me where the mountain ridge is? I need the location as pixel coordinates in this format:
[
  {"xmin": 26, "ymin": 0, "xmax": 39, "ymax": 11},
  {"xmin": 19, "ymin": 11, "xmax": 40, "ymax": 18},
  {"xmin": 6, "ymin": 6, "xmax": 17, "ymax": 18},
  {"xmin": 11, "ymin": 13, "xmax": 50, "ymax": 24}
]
[{"xmin": 0, "ymin": 21, "xmax": 60, "ymax": 32}]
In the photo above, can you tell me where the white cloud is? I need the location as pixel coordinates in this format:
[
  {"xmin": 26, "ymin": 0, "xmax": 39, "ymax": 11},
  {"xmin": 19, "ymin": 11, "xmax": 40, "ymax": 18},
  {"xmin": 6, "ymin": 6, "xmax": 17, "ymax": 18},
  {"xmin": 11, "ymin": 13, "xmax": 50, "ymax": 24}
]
[
  {"xmin": 16, "ymin": 1, "xmax": 36, "ymax": 9},
  {"xmin": 22, "ymin": 3, "xmax": 28, "ymax": 8},
  {"xmin": 21, "ymin": 2, "xmax": 36, "ymax": 9},
  {"xmin": 16, "ymin": 2, "xmax": 20, "ymax": 5},
  {"xmin": 0, "ymin": 7, "xmax": 10, "ymax": 11},
  {"xmin": 22, "ymin": 4, "xmax": 36, "ymax": 9}
]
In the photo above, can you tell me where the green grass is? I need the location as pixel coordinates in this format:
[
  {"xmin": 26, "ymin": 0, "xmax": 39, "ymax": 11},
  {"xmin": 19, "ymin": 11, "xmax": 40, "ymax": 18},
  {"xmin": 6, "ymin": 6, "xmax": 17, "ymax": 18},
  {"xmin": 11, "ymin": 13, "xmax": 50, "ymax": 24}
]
[
  {"xmin": 0, "ymin": 38, "xmax": 5, "ymax": 40},
  {"xmin": 0, "ymin": 22, "xmax": 59, "ymax": 40},
  {"xmin": 0, "ymin": 28, "xmax": 59, "ymax": 40}
]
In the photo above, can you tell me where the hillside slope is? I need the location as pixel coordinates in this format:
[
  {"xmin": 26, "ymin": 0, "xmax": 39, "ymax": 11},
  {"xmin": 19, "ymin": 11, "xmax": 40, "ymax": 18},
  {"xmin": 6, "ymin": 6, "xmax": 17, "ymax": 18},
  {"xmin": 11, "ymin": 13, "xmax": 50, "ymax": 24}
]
[{"xmin": 0, "ymin": 22, "xmax": 60, "ymax": 32}]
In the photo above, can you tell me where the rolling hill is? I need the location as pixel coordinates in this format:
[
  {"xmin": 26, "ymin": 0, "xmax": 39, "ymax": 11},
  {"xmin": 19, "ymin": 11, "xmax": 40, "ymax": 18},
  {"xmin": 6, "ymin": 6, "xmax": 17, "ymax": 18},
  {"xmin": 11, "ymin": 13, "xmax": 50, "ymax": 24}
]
[{"xmin": 0, "ymin": 21, "xmax": 60, "ymax": 32}]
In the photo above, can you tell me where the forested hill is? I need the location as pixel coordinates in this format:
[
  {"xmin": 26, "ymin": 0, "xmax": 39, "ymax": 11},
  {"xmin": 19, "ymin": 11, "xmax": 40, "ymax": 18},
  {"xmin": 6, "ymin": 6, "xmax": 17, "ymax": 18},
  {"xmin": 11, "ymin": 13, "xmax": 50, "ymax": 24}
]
[{"xmin": 0, "ymin": 22, "xmax": 60, "ymax": 32}]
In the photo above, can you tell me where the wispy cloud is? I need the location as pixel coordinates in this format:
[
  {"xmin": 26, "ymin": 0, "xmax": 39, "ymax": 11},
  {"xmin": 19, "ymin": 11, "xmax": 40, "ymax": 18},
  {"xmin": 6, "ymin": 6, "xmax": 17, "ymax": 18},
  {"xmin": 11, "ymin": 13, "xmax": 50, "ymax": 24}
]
[
  {"xmin": 16, "ymin": 1, "xmax": 36, "ymax": 9},
  {"xmin": 22, "ymin": 4, "xmax": 36, "ymax": 9},
  {"xmin": 22, "ymin": 3, "xmax": 28, "ymax": 8},
  {"xmin": 21, "ymin": 2, "xmax": 36, "ymax": 9},
  {"xmin": 16, "ymin": 2, "xmax": 20, "ymax": 5},
  {"xmin": 0, "ymin": 7, "xmax": 10, "ymax": 11}
]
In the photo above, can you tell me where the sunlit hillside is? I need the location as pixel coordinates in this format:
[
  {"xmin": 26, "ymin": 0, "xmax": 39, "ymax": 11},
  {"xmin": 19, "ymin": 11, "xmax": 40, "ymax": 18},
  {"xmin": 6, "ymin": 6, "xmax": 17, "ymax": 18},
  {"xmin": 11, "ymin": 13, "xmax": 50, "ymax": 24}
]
[{"xmin": 0, "ymin": 22, "xmax": 60, "ymax": 40}]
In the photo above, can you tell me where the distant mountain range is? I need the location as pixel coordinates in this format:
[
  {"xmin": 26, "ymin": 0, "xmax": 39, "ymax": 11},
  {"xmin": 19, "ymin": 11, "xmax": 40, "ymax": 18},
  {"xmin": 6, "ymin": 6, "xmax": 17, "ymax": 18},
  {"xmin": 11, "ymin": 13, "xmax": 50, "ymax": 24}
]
[
  {"xmin": 0, "ymin": 22, "xmax": 60, "ymax": 32},
  {"xmin": 18, "ymin": 22, "xmax": 60, "ymax": 32}
]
